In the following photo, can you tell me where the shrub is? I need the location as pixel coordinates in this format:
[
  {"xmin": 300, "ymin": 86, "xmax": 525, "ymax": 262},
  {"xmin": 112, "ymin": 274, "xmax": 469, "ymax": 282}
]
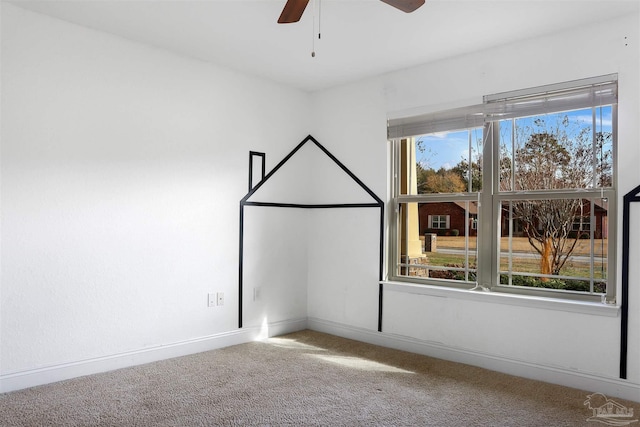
[
  {"xmin": 499, "ymin": 275, "xmax": 605, "ymax": 293},
  {"xmin": 429, "ymin": 264, "xmax": 476, "ymax": 281}
]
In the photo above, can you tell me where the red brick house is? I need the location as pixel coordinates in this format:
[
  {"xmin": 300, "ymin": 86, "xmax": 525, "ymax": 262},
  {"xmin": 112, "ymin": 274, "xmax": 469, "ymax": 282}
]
[
  {"xmin": 499, "ymin": 199, "xmax": 608, "ymax": 239},
  {"xmin": 418, "ymin": 201, "xmax": 478, "ymax": 236}
]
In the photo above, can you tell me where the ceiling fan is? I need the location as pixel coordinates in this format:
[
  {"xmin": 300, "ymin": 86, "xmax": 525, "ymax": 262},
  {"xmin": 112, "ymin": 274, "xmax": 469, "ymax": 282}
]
[{"xmin": 278, "ymin": 0, "xmax": 425, "ymax": 24}]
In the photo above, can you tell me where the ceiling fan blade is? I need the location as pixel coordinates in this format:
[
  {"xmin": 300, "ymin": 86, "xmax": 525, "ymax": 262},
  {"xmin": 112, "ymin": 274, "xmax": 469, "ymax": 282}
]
[
  {"xmin": 380, "ymin": 0, "xmax": 425, "ymax": 13},
  {"xmin": 278, "ymin": 0, "xmax": 310, "ymax": 24}
]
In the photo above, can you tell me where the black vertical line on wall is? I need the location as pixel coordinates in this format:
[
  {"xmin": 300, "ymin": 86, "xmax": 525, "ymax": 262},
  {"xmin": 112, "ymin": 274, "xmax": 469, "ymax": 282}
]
[
  {"xmin": 620, "ymin": 183, "xmax": 640, "ymax": 379},
  {"xmin": 248, "ymin": 151, "xmax": 266, "ymax": 192},
  {"xmin": 238, "ymin": 135, "xmax": 385, "ymax": 331},
  {"xmin": 378, "ymin": 205, "xmax": 385, "ymax": 332},
  {"xmin": 238, "ymin": 203, "xmax": 245, "ymax": 328}
]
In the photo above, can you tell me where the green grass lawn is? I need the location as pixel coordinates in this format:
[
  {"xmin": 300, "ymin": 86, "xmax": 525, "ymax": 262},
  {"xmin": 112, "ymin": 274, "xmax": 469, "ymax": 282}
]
[
  {"xmin": 419, "ymin": 247, "xmax": 606, "ymax": 279},
  {"xmin": 432, "ymin": 235, "xmax": 607, "ymax": 257}
]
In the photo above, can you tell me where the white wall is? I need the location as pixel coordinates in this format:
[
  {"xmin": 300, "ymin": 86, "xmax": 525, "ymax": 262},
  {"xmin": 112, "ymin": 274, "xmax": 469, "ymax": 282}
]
[
  {"xmin": 309, "ymin": 13, "xmax": 640, "ymax": 401},
  {"xmin": 0, "ymin": 3, "xmax": 311, "ymax": 385},
  {"xmin": 307, "ymin": 79, "xmax": 388, "ymax": 331}
]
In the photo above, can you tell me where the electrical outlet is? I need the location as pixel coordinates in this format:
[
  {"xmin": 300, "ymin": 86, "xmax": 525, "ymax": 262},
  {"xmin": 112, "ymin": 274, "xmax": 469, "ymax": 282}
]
[
  {"xmin": 216, "ymin": 292, "xmax": 224, "ymax": 306},
  {"xmin": 207, "ymin": 293, "xmax": 216, "ymax": 307},
  {"xmin": 253, "ymin": 287, "xmax": 261, "ymax": 302}
]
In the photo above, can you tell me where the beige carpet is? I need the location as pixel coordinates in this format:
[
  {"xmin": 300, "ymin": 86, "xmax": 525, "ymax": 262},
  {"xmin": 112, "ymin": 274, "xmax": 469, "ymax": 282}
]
[{"xmin": 0, "ymin": 330, "xmax": 637, "ymax": 426}]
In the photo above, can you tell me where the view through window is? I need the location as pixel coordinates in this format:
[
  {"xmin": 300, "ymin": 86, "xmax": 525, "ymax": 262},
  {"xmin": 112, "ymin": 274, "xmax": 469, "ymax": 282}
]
[{"xmin": 389, "ymin": 75, "xmax": 616, "ymax": 302}]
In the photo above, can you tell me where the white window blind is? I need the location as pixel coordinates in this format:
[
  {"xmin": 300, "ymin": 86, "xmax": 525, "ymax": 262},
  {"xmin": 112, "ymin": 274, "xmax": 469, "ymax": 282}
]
[
  {"xmin": 387, "ymin": 104, "xmax": 485, "ymax": 139},
  {"xmin": 387, "ymin": 74, "xmax": 617, "ymax": 139},
  {"xmin": 483, "ymin": 74, "xmax": 617, "ymax": 120}
]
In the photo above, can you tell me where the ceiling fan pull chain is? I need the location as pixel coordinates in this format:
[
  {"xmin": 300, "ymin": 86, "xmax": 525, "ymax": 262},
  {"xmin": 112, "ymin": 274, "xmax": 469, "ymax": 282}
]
[{"xmin": 318, "ymin": 0, "xmax": 321, "ymax": 40}]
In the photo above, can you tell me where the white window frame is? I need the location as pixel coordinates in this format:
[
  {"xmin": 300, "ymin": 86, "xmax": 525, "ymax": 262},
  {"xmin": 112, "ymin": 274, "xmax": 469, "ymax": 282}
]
[{"xmin": 388, "ymin": 74, "xmax": 617, "ymax": 304}]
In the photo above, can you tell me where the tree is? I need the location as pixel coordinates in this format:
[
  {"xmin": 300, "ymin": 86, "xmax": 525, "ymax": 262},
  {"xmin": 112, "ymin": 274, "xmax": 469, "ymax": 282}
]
[
  {"xmin": 451, "ymin": 159, "xmax": 482, "ymax": 192},
  {"xmin": 509, "ymin": 198, "xmax": 587, "ymax": 277},
  {"xmin": 416, "ymin": 164, "xmax": 465, "ymax": 193},
  {"xmin": 500, "ymin": 116, "xmax": 604, "ymax": 278},
  {"xmin": 415, "ymin": 133, "xmax": 482, "ymax": 193},
  {"xmin": 595, "ymin": 131, "xmax": 613, "ymax": 187}
]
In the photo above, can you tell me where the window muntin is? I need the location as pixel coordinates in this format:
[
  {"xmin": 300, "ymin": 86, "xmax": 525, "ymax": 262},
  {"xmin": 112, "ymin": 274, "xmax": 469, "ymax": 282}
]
[{"xmin": 389, "ymin": 75, "xmax": 617, "ymax": 303}]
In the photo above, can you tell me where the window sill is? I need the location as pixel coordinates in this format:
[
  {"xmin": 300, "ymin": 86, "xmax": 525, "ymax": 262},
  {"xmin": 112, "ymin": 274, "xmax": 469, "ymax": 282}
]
[{"xmin": 381, "ymin": 281, "xmax": 620, "ymax": 317}]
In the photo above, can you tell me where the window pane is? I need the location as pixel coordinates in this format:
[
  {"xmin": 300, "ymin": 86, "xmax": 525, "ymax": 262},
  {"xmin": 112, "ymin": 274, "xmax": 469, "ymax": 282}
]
[
  {"xmin": 595, "ymin": 106, "xmax": 613, "ymax": 188},
  {"xmin": 397, "ymin": 202, "xmax": 477, "ymax": 282},
  {"xmin": 498, "ymin": 198, "xmax": 608, "ymax": 294},
  {"xmin": 398, "ymin": 129, "xmax": 483, "ymax": 195},
  {"xmin": 499, "ymin": 107, "xmax": 613, "ymax": 192}
]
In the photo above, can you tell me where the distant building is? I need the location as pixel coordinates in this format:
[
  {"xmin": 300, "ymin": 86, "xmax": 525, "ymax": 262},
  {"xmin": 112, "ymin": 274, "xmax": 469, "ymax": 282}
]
[
  {"xmin": 418, "ymin": 201, "xmax": 478, "ymax": 237},
  {"xmin": 418, "ymin": 200, "xmax": 607, "ymax": 238}
]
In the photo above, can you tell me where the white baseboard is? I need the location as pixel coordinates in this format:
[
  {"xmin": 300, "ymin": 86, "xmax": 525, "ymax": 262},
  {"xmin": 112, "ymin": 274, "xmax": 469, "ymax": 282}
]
[
  {"xmin": 0, "ymin": 318, "xmax": 307, "ymax": 394},
  {"xmin": 261, "ymin": 317, "xmax": 308, "ymax": 338},
  {"xmin": 4, "ymin": 316, "xmax": 637, "ymax": 403},
  {"xmin": 307, "ymin": 317, "xmax": 640, "ymax": 404}
]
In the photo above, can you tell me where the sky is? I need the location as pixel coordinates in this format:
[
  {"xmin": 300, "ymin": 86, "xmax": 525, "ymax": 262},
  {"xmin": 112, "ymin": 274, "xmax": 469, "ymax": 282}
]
[
  {"xmin": 416, "ymin": 128, "xmax": 482, "ymax": 171},
  {"xmin": 415, "ymin": 106, "xmax": 613, "ymax": 171}
]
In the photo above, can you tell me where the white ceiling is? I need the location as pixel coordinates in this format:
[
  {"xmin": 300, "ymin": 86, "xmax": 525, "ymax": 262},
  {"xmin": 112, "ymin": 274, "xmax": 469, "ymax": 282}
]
[{"xmin": 9, "ymin": 0, "xmax": 639, "ymax": 92}]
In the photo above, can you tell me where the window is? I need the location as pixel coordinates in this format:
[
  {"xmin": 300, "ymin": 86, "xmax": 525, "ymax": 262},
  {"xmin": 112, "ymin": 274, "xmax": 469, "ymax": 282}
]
[
  {"xmin": 429, "ymin": 215, "xmax": 449, "ymax": 229},
  {"xmin": 388, "ymin": 75, "xmax": 617, "ymax": 302},
  {"xmin": 572, "ymin": 217, "xmax": 591, "ymax": 232},
  {"xmin": 390, "ymin": 128, "xmax": 482, "ymax": 284}
]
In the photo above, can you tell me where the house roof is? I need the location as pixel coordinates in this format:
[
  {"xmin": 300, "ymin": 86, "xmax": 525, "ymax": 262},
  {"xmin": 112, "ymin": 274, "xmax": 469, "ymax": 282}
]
[
  {"xmin": 453, "ymin": 201, "xmax": 478, "ymax": 215},
  {"xmin": 242, "ymin": 135, "xmax": 382, "ymax": 207},
  {"xmin": 417, "ymin": 201, "xmax": 478, "ymax": 215}
]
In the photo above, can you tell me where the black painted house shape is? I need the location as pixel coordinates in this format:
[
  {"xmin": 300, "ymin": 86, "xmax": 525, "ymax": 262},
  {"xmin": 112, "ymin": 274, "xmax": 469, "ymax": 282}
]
[{"xmin": 238, "ymin": 135, "xmax": 385, "ymax": 330}]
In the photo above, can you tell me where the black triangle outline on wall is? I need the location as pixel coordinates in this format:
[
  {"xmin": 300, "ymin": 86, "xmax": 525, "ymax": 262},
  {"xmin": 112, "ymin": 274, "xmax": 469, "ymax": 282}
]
[
  {"xmin": 238, "ymin": 135, "xmax": 385, "ymax": 332},
  {"xmin": 242, "ymin": 134, "xmax": 383, "ymax": 207}
]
